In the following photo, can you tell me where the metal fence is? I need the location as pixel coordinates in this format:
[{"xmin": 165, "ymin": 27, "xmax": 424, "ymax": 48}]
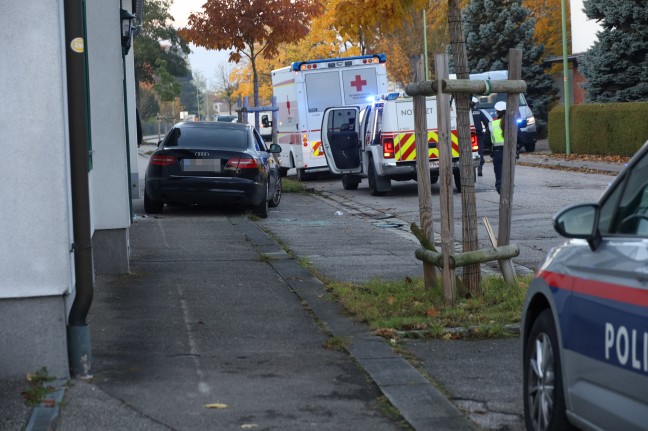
[{"xmin": 142, "ymin": 118, "xmax": 173, "ymax": 141}]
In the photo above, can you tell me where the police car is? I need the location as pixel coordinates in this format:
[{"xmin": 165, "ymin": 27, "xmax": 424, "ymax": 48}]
[{"xmin": 521, "ymin": 140, "xmax": 648, "ymax": 431}]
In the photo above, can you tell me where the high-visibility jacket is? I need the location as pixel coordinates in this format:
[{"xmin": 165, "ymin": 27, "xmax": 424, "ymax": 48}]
[{"xmin": 490, "ymin": 118, "xmax": 504, "ymax": 146}]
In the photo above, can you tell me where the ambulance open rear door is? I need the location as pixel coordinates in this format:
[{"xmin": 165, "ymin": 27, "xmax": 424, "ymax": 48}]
[{"xmin": 320, "ymin": 107, "xmax": 363, "ymax": 174}]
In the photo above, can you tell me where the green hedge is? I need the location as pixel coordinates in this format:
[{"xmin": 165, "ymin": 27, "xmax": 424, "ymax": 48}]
[{"xmin": 548, "ymin": 102, "xmax": 648, "ymax": 156}]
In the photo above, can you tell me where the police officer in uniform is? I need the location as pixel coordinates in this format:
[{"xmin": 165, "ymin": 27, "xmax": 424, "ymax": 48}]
[
  {"xmin": 471, "ymin": 97, "xmax": 490, "ymax": 177},
  {"xmin": 490, "ymin": 101, "xmax": 506, "ymax": 194}
]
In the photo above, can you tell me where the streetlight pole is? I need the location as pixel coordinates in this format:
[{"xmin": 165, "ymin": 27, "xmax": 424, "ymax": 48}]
[{"xmin": 561, "ymin": 0, "xmax": 571, "ymax": 155}]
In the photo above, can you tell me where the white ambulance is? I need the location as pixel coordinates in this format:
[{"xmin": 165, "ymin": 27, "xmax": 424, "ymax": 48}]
[
  {"xmin": 271, "ymin": 54, "xmax": 388, "ymax": 179},
  {"xmin": 320, "ymin": 93, "xmax": 479, "ymax": 195}
]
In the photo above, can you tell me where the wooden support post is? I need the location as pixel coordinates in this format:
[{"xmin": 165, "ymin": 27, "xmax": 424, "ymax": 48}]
[
  {"xmin": 441, "ymin": 79, "xmax": 527, "ymax": 95},
  {"xmin": 483, "ymin": 217, "xmax": 517, "ymax": 285},
  {"xmin": 435, "ymin": 54, "xmax": 456, "ymax": 304},
  {"xmin": 415, "ymin": 243, "xmax": 519, "ymax": 268},
  {"xmin": 405, "ymin": 79, "xmax": 526, "ymax": 97},
  {"xmin": 498, "ymin": 49, "xmax": 522, "ymax": 286},
  {"xmin": 271, "ymin": 96, "xmax": 278, "ymax": 147},
  {"xmin": 412, "ymin": 55, "xmax": 437, "ymax": 289}
]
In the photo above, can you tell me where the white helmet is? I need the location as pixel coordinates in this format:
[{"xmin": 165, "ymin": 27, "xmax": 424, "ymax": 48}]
[
  {"xmin": 471, "ymin": 97, "xmax": 478, "ymax": 104},
  {"xmin": 494, "ymin": 101, "xmax": 506, "ymax": 112}
]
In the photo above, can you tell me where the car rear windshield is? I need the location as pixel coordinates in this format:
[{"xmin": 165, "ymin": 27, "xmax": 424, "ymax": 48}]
[{"xmin": 165, "ymin": 127, "xmax": 247, "ymax": 149}]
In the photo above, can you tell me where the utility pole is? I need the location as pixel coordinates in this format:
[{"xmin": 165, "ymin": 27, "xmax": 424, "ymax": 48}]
[
  {"xmin": 561, "ymin": 0, "xmax": 571, "ymax": 155},
  {"xmin": 196, "ymin": 87, "xmax": 201, "ymax": 121}
]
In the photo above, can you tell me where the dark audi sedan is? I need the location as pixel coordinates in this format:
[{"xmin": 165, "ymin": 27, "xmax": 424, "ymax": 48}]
[{"xmin": 144, "ymin": 121, "xmax": 282, "ymax": 218}]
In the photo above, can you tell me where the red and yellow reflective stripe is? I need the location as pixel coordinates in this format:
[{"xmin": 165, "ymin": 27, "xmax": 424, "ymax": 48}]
[
  {"xmin": 312, "ymin": 141, "xmax": 324, "ymax": 157},
  {"xmin": 393, "ymin": 130, "xmax": 460, "ymax": 161}
]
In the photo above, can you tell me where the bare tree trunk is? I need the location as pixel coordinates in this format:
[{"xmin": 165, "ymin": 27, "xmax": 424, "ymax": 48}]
[{"xmin": 448, "ymin": 0, "xmax": 481, "ymax": 295}]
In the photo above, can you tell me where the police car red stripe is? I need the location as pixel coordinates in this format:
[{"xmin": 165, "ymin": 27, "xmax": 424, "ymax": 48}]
[{"xmin": 538, "ymin": 269, "xmax": 648, "ymax": 307}]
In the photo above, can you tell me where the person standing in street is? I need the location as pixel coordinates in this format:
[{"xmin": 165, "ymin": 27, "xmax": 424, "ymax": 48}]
[
  {"xmin": 490, "ymin": 101, "xmax": 506, "ymax": 194},
  {"xmin": 471, "ymin": 97, "xmax": 490, "ymax": 177}
]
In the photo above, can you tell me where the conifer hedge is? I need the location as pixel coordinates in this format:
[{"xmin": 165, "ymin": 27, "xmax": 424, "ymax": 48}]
[{"xmin": 548, "ymin": 103, "xmax": 648, "ymax": 156}]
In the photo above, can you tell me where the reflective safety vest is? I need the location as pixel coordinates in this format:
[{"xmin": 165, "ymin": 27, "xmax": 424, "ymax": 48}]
[{"xmin": 491, "ymin": 118, "xmax": 504, "ymax": 146}]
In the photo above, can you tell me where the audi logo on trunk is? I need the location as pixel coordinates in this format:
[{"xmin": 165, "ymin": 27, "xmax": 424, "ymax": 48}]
[{"xmin": 195, "ymin": 152, "xmax": 209, "ymax": 157}]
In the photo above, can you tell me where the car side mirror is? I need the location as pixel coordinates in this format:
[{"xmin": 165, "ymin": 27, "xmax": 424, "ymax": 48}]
[
  {"xmin": 268, "ymin": 143, "xmax": 282, "ymax": 154},
  {"xmin": 553, "ymin": 203, "xmax": 602, "ymax": 251}
]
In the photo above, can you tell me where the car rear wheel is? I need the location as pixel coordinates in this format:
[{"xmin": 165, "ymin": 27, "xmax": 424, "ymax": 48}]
[
  {"xmin": 524, "ymin": 309, "xmax": 572, "ymax": 431},
  {"xmin": 253, "ymin": 184, "xmax": 269, "ymax": 218},
  {"xmin": 368, "ymin": 160, "xmax": 386, "ymax": 196},
  {"xmin": 453, "ymin": 171, "xmax": 462, "ymax": 193},
  {"xmin": 296, "ymin": 168, "xmax": 310, "ymax": 182},
  {"xmin": 144, "ymin": 191, "xmax": 163, "ymax": 214},
  {"xmin": 342, "ymin": 174, "xmax": 360, "ymax": 190},
  {"xmin": 269, "ymin": 176, "xmax": 282, "ymax": 208}
]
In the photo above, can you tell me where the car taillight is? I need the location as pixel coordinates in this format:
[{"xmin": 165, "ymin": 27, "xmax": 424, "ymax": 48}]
[
  {"xmin": 382, "ymin": 137, "xmax": 395, "ymax": 159},
  {"xmin": 150, "ymin": 155, "xmax": 177, "ymax": 166},
  {"xmin": 227, "ymin": 157, "xmax": 258, "ymax": 169},
  {"xmin": 471, "ymin": 132, "xmax": 479, "ymax": 152}
]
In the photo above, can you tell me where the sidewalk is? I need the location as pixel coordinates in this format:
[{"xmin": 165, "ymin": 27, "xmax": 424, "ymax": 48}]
[
  {"xmin": 54, "ymin": 202, "xmax": 476, "ymax": 431},
  {"xmin": 3, "ymin": 142, "xmax": 627, "ymax": 431}
]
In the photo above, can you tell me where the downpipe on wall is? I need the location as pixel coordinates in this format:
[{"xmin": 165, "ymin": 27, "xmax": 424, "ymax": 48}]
[{"xmin": 64, "ymin": 0, "xmax": 94, "ymax": 379}]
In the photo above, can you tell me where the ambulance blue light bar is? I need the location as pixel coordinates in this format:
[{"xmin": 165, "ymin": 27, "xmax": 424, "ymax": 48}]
[{"xmin": 291, "ymin": 54, "xmax": 386, "ymax": 71}]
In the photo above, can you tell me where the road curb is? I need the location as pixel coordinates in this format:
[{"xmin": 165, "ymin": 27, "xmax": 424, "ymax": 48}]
[{"xmin": 240, "ymin": 218, "xmax": 477, "ymax": 430}]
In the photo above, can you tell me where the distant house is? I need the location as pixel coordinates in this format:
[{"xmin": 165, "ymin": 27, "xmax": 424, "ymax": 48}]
[{"xmin": 544, "ymin": 54, "xmax": 588, "ymax": 105}]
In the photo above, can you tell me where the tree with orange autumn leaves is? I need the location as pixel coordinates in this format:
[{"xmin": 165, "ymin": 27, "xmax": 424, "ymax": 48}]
[
  {"xmin": 523, "ymin": 0, "xmax": 570, "ymax": 72},
  {"xmin": 178, "ymin": 0, "xmax": 323, "ymax": 111},
  {"xmin": 229, "ymin": 3, "xmax": 362, "ymax": 105},
  {"xmin": 183, "ymin": 0, "xmax": 566, "ymax": 107}
]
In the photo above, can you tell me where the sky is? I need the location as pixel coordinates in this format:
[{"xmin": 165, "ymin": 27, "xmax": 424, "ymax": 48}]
[
  {"xmin": 169, "ymin": 0, "xmax": 231, "ymax": 82},
  {"xmin": 570, "ymin": 0, "xmax": 601, "ymax": 54}
]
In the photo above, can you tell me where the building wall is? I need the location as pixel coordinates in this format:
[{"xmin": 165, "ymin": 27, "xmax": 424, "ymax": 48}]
[
  {"xmin": 86, "ymin": 0, "xmax": 133, "ymax": 274},
  {"xmin": 0, "ymin": 2, "xmax": 73, "ymax": 378},
  {"xmin": 573, "ymin": 67, "xmax": 587, "ymax": 104},
  {"xmin": 0, "ymin": 0, "xmax": 136, "ymax": 378}
]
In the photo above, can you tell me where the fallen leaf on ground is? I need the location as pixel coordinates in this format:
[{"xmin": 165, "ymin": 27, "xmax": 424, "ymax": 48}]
[
  {"xmin": 425, "ymin": 308, "xmax": 439, "ymax": 317},
  {"xmin": 373, "ymin": 328, "xmax": 397, "ymax": 338},
  {"xmin": 241, "ymin": 424, "xmax": 258, "ymax": 429},
  {"xmin": 204, "ymin": 403, "xmax": 228, "ymax": 409}
]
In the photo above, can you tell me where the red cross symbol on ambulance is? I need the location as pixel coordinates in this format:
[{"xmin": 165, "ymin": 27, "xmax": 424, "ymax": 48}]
[{"xmin": 350, "ymin": 75, "xmax": 367, "ymax": 91}]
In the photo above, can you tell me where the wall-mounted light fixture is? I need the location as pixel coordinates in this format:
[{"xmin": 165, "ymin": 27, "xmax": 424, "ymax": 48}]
[{"xmin": 120, "ymin": 8, "xmax": 135, "ymax": 55}]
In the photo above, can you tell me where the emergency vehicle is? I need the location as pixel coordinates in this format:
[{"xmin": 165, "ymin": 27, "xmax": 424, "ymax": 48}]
[
  {"xmin": 271, "ymin": 54, "xmax": 388, "ymax": 179},
  {"xmin": 245, "ymin": 111, "xmax": 273, "ymax": 142},
  {"xmin": 320, "ymin": 93, "xmax": 479, "ymax": 195},
  {"xmin": 451, "ymin": 70, "xmax": 538, "ymax": 152},
  {"xmin": 521, "ymin": 139, "xmax": 648, "ymax": 430}
]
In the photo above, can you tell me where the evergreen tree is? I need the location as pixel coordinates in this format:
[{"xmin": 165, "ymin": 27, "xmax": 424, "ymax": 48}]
[
  {"xmin": 578, "ymin": 0, "xmax": 648, "ymax": 102},
  {"xmin": 460, "ymin": 0, "xmax": 556, "ymax": 136},
  {"xmin": 134, "ymin": 0, "xmax": 190, "ymax": 87}
]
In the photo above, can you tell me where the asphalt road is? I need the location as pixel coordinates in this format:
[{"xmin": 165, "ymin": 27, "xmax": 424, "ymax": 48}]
[{"xmin": 294, "ymin": 149, "xmax": 615, "ymax": 273}]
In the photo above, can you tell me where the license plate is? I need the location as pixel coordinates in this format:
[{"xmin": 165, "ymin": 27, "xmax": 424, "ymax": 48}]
[
  {"xmin": 183, "ymin": 159, "xmax": 221, "ymax": 172},
  {"xmin": 429, "ymin": 160, "xmax": 439, "ymax": 168}
]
